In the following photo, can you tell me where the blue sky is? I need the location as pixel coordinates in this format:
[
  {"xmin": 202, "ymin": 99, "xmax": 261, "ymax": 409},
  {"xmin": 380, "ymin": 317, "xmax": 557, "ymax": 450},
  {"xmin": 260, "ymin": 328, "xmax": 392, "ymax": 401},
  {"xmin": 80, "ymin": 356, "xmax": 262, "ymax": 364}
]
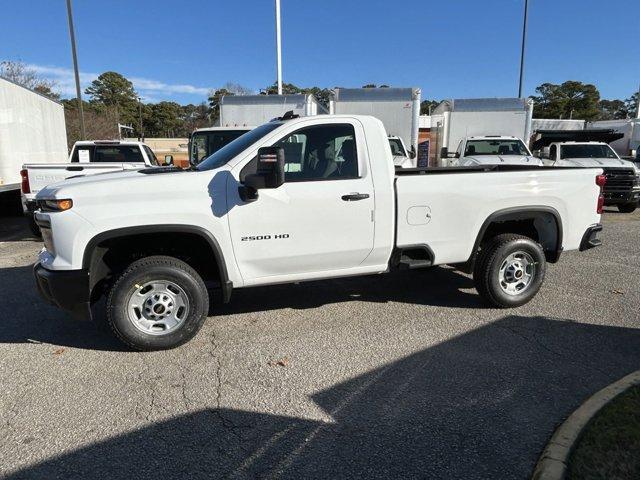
[{"xmin": 1, "ymin": 0, "xmax": 638, "ymax": 104}]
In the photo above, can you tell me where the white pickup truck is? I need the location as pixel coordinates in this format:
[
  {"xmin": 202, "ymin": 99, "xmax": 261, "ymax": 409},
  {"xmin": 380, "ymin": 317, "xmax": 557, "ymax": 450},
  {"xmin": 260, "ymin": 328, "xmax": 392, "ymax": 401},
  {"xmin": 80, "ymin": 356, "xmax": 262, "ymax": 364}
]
[
  {"xmin": 454, "ymin": 136, "xmax": 543, "ymax": 167},
  {"xmin": 532, "ymin": 130, "xmax": 640, "ymax": 213},
  {"xmin": 21, "ymin": 140, "xmax": 159, "ymax": 233},
  {"xmin": 32, "ymin": 114, "xmax": 605, "ymax": 350}
]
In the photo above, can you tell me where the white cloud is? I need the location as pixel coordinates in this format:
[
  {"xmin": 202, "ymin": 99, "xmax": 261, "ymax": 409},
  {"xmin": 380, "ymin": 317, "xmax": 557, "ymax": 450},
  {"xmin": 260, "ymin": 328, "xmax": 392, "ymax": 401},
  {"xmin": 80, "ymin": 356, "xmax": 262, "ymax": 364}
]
[{"xmin": 27, "ymin": 63, "xmax": 213, "ymax": 101}]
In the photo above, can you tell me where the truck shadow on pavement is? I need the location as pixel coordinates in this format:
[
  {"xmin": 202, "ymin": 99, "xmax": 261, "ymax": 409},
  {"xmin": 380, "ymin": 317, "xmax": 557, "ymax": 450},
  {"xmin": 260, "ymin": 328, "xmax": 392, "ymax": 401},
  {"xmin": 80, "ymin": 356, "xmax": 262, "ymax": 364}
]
[
  {"xmin": 0, "ymin": 262, "xmax": 479, "ymax": 351},
  {"xmin": 5, "ymin": 316, "xmax": 640, "ymax": 479}
]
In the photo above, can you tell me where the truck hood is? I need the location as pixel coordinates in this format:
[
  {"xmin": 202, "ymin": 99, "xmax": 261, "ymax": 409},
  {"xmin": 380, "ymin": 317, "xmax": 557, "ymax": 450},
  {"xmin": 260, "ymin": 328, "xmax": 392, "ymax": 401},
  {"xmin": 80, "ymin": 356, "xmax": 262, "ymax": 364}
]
[
  {"xmin": 460, "ymin": 155, "xmax": 543, "ymax": 167},
  {"xmin": 553, "ymin": 157, "xmax": 637, "ymax": 169},
  {"xmin": 35, "ymin": 167, "xmax": 198, "ymax": 199}
]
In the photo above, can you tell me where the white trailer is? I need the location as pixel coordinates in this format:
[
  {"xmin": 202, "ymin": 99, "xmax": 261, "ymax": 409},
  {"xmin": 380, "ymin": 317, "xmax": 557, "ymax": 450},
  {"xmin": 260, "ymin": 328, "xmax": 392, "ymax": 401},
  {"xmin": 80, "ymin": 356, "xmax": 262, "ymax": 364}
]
[
  {"xmin": 587, "ymin": 118, "xmax": 640, "ymax": 158},
  {"xmin": 329, "ymin": 88, "xmax": 421, "ymax": 164},
  {"xmin": 0, "ymin": 77, "xmax": 67, "ymax": 195},
  {"xmin": 218, "ymin": 94, "xmax": 325, "ymax": 127},
  {"xmin": 431, "ymin": 98, "xmax": 534, "ymax": 166}
]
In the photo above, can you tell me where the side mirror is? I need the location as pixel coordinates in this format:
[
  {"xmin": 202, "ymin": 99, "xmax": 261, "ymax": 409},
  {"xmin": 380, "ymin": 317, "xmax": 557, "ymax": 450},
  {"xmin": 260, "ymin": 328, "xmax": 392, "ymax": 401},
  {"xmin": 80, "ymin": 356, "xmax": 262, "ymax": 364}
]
[
  {"xmin": 164, "ymin": 154, "xmax": 174, "ymax": 166},
  {"xmin": 239, "ymin": 146, "xmax": 285, "ymax": 202},
  {"xmin": 408, "ymin": 146, "xmax": 416, "ymax": 159},
  {"xmin": 440, "ymin": 147, "xmax": 448, "ymax": 159},
  {"xmin": 454, "ymin": 151, "xmax": 461, "ymax": 159}
]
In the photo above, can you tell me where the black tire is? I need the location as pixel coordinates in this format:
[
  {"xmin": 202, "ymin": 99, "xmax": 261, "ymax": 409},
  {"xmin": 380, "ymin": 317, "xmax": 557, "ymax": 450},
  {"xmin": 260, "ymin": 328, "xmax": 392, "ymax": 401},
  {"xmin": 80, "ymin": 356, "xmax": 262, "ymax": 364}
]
[
  {"xmin": 27, "ymin": 213, "xmax": 42, "ymax": 237},
  {"xmin": 107, "ymin": 255, "xmax": 209, "ymax": 351},
  {"xmin": 473, "ymin": 233, "xmax": 546, "ymax": 308},
  {"xmin": 617, "ymin": 203, "xmax": 637, "ymax": 213}
]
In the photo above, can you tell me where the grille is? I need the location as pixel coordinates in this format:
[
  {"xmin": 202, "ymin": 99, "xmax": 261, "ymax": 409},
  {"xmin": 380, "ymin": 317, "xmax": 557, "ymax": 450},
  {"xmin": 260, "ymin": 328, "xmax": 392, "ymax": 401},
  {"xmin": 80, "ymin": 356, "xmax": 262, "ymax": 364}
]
[{"xmin": 603, "ymin": 168, "xmax": 637, "ymax": 198}]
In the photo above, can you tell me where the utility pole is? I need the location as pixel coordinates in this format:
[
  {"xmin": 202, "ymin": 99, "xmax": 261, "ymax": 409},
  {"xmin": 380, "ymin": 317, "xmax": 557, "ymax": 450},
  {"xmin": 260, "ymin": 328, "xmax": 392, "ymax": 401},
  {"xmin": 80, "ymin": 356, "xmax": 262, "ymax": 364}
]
[
  {"xmin": 636, "ymin": 83, "xmax": 640, "ymax": 119},
  {"xmin": 517, "ymin": 0, "xmax": 529, "ymax": 98},
  {"xmin": 65, "ymin": 0, "xmax": 85, "ymax": 140},
  {"xmin": 138, "ymin": 97, "xmax": 144, "ymax": 140},
  {"xmin": 275, "ymin": 0, "xmax": 283, "ymax": 95}
]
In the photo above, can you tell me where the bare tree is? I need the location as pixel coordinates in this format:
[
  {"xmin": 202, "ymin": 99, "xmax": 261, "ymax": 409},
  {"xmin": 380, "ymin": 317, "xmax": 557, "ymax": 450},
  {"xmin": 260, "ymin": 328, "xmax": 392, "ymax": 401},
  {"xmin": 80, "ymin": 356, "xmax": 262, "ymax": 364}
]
[{"xmin": 0, "ymin": 60, "xmax": 60, "ymax": 100}]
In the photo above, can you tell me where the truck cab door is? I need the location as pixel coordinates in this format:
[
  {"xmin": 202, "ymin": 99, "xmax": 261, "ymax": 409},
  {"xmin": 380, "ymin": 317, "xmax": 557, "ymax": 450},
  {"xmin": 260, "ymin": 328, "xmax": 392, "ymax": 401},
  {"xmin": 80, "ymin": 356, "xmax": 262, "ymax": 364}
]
[{"xmin": 227, "ymin": 121, "xmax": 376, "ymax": 284}]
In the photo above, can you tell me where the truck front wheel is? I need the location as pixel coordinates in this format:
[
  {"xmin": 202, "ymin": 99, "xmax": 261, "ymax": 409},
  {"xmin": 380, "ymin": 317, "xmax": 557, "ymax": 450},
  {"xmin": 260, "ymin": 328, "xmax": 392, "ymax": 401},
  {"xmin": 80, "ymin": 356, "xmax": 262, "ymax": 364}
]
[
  {"xmin": 107, "ymin": 255, "xmax": 209, "ymax": 351},
  {"xmin": 473, "ymin": 234, "xmax": 546, "ymax": 308},
  {"xmin": 617, "ymin": 203, "xmax": 637, "ymax": 213}
]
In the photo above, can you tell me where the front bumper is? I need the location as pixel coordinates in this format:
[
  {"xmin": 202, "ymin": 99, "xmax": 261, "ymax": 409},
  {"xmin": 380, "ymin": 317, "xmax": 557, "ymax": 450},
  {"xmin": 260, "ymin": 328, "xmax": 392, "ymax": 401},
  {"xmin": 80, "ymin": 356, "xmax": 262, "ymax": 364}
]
[
  {"xmin": 579, "ymin": 224, "xmax": 603, "ymax": 251},
  {"xmin": 33, "ymin": 263, "xmax": 91, "ymax": 320},
  {"xmin": 603, "ymin": 188, "xmax": 640, "ymax": 205}
]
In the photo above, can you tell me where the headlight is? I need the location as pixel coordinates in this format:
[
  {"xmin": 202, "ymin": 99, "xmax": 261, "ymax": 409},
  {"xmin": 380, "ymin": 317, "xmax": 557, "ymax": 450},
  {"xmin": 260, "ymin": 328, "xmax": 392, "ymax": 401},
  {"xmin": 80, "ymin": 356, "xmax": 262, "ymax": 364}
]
[{"xmin": 38, "ymin": 199, "xmax": 73, "ymax": 212}]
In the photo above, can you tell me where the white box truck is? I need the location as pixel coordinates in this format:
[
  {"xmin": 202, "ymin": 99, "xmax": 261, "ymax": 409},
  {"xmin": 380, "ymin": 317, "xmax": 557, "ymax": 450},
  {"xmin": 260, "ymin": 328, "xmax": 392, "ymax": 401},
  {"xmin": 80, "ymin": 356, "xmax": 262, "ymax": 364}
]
[
  {"xmin": 587, "ymin": 118, "xmax": 640, "ymax": 159},
  {"xmin": 431, "ymin": 98, "xmax": 534, "ymax": 166},
  {"xmin": 0, "ymin": 76, "xmax": 67, "ymax": 212},
  {"xmin": 329, "ymin": 88, "xmax": 421, "ymax": 167},
  {"xmin": 218, "ymin": 94, "xmax": 325, "ymax": 127}
]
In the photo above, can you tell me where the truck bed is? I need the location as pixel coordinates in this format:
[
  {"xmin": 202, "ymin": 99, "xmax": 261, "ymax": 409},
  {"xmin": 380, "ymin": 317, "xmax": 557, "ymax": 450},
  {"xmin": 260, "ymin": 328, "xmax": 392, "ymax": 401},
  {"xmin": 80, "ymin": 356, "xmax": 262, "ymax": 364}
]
[{"xmin": 394, "ymin": 165, "xmax": 602, "ymax": 265}]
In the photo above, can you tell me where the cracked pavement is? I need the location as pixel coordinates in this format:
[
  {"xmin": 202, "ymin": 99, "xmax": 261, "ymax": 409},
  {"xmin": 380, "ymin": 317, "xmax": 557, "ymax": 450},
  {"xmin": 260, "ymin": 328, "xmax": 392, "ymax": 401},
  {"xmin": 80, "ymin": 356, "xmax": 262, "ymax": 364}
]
[{"xmin": 1, "ymin": 209, "xmax": 639, "ymax": 479}]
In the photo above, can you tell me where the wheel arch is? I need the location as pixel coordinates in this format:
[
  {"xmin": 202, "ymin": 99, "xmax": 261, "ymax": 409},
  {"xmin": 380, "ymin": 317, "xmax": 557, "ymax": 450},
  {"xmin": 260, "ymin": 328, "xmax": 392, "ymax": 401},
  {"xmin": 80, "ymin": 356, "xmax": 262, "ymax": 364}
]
[
  {"xmin": 83, "ymin": 224, "xmax": 232, "ymax": 303},
  {"xmin": 470, "ymin": 206, "xmax": 563, "ymax": 264}
]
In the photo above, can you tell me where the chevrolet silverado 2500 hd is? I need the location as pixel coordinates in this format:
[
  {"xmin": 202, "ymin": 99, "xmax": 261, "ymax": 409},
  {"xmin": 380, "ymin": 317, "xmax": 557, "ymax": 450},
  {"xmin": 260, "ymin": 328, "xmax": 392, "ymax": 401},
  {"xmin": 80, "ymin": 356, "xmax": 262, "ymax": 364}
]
[{"xmin": 33, "ymin": 115, "xmax": 605, "ymax": 350}]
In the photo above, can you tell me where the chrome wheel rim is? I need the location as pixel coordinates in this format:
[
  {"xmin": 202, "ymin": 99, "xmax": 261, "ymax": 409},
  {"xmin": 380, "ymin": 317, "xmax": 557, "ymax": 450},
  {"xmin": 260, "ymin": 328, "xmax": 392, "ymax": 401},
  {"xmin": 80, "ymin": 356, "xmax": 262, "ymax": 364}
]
[
  {"xmin": 498, "ymin": 251, "xmax": 536, "ymax": 296},
  {"xmin": 126, "ymin": 280, "xmax": 190, "ymax": 335}
]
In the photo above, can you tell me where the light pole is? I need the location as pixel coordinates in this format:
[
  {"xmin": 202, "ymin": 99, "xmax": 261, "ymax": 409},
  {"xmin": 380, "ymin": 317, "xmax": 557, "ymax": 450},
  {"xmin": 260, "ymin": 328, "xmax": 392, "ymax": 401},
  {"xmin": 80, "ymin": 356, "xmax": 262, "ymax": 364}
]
[
  {"xmin": 517, "ymin": 0, "xmax": 529, "ymax": 98},
  {"xmin": 138, "ymin": 97, "xmax": 144, "ymax": 140},
  {"xmin": 275, "ymin": 0, "xmax": 283, "ymax": 95},
  {"xmin": 65, "ymin": 0, "xmax": 85, "ymax": 140}
]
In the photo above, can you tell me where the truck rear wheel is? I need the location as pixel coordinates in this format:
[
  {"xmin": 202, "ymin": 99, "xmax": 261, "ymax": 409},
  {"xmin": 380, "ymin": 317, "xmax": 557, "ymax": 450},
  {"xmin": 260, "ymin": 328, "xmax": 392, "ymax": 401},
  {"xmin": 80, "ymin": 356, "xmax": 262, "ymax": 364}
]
[
  {"xmin": 617, "ymin": 203, "xmax": 637, "ymax": 213},
  {"xmin": 473, "ymin": 234, "xmax": 546, "ymax": 308},
  {"xmin": 107, "ymin": 255, "xmax": 209, "ymax": 351}
]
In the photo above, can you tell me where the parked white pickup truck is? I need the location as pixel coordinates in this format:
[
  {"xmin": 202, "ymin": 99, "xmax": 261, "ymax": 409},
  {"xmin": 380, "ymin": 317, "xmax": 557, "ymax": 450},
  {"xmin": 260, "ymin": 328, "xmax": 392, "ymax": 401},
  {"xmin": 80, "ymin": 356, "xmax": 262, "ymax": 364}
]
[
  {"xmin": 33, "ymin": 114, "xmax": 605, "ymax": 350},
  {"xmin": 21, "ymin": 140, "xmax": 159, "ymax": 234},
  {"xmin": 388, "ymin": 135, "xmax": 415, "ymax": 168},
  {"xmin": 532, "ymin": 130, "xmax": 640, "ymax": 213},
  {"xmin": 454, "ymin": 136, "xmax": 543, "ymax": 167}
]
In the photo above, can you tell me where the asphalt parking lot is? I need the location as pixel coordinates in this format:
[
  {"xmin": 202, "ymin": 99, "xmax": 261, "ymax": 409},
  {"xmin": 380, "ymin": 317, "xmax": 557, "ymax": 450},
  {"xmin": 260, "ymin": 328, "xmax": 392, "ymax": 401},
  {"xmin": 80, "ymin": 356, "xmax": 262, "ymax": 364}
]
[{"xmin": 1, "ymin": 209, "xmax": 639, "ymax": 479}]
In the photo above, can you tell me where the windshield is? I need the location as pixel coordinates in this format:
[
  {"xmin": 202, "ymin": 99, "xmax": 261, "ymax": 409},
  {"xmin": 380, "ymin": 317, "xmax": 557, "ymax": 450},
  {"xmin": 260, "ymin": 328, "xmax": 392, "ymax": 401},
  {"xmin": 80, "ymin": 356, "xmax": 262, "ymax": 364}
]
[
  {"xmin": 196, "ymin": 123, "xmax": 283, "ymax": 171},
  {"xmin": 388, "ymin": 138, "xmax": 407, "ymax": 156},
  {"xmin": 560, "ymin": 144, "xmax": 619, "ymax": 159},
  {"xmin": 465, "ymin": 139, "xmax": 530, "ymax": 156},
  {"xmin": 190, "ymin": 129, "xmax": 251, "ymax": 164}
]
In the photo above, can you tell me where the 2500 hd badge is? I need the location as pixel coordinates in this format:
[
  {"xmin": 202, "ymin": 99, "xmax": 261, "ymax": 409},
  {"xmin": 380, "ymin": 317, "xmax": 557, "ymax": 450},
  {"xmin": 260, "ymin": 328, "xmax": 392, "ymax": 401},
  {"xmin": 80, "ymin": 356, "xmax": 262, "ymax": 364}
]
[{"xmin": 241, "ymin": 234, "xmax": 290, "ymax": 241}]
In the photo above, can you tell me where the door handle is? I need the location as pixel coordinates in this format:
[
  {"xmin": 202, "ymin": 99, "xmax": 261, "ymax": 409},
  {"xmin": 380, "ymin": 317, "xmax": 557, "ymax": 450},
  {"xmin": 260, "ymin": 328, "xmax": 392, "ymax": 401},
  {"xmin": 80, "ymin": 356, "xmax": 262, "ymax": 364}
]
[
  {"xmin": 341, "ymin": 193, "xmax": 370, "ymax": 201},
  {"xmin": 66, "ymin": 166, "xmax": 84, "ymax": 171}
]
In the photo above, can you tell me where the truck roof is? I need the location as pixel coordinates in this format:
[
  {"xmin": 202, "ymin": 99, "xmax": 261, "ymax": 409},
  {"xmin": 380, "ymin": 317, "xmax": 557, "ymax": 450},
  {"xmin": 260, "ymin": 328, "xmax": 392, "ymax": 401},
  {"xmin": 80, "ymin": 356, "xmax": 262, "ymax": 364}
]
[
  {"xmin": 74, "ymin": 140, "xmax": 147, "ymax": 147},
  {"xmin": 465, "ymin": 136, "xmax": 522, "ymax": 140},
  {"xmin": 193, "ymin": 126, "xmax": 254, "ymax": 133}
]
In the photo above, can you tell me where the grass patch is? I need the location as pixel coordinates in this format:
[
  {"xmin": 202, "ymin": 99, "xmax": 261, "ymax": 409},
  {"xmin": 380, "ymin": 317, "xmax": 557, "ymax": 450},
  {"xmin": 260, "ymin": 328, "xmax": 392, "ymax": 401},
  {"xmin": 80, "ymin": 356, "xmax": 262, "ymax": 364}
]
[{"xmin": 568, "ymin": 385, "xmax": 640, "ymax": 480}]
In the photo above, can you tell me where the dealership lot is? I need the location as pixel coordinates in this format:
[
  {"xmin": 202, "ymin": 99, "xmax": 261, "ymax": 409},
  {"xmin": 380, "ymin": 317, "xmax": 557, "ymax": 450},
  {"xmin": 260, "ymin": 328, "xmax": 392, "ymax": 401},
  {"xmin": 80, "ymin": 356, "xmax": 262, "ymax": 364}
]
[{"xmin": 1, "ymin": 210, "xmax": 639, "ymax": 479}]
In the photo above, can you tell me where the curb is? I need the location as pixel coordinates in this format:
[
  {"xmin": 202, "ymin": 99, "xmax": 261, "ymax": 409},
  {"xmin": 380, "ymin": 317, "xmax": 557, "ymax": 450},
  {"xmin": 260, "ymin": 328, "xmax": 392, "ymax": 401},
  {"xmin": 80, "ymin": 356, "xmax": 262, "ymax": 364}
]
[{"xmin": 532, "ymin": 369, "xmax": 640, "ymax": 480}]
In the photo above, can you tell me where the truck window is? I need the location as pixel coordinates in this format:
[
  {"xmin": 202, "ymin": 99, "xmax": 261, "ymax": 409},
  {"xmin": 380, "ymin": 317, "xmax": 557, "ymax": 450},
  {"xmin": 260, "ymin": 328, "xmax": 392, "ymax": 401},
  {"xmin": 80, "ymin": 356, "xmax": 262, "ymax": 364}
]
[
  {"xmin": 388, "ymin": 138, "xmax": 406, "ymax": 156},
  {"xmin": 70, "ymin": 147, "xmax": 91, "ymax": 163},
  {"xmin": 92, "ymin": 146, "xmax": 145, "ymax": 163},
  {"xmin": 274, "ymin": 124, "xmax": 358, "ymax": 181},
  {"xmin": 197, "ymin": 123, "xmax": 282, "ymax": 171},
  {"xmin": 143, "ymin": 146, "xmax": 159, "ymax": 166},
  {"xmin": 560, "ymin": 144, "xmax": 618, "ymax": 159},
  {"xmin": 190, "ymin": 130, "xmax": 249, "ymax": 164},
  {"xmin": 465, "ymin": 139, "xmax": 529, "ymax": 156}
]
